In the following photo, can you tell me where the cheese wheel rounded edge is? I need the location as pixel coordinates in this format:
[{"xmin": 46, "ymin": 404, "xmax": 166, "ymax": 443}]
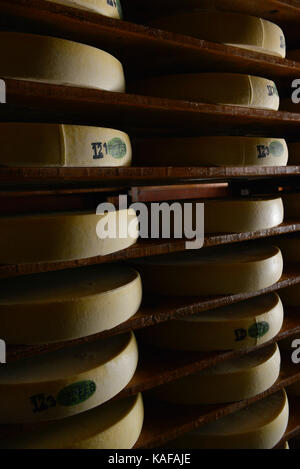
[
  {"xmin": 0, "ymin": 331, "xmax": 139, "ymax": 423},
  {"xmin": 0, "ymin": 123, "xmax": 132, "ymax": 167},
  {"xmin": 0, "ymin": 264, "xmax": 142, "ymax": 345},
  {"xmin": 0, "ymin": 32, "xmax": 125, "ymax": 92},
  {"xmin": 140, "ymin": 292, "xmax": 284, "ymax": 351}
]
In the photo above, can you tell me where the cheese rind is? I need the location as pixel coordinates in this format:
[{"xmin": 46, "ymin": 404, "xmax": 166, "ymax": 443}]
[
  {"xmin": 0, "ymin": 332, "xmax": 138, "ymax": 423},
  {"xmin": 0, "ymin": 209, "xmax": 138, "ymax": 263},
  {"xmin": 0, "ymin": 394, "xmax": 144, "ymax": 449},
  {"xmin": 0, "ymin": 32, "xmax": 125, "ymax": 91},
  {"xmin": 132, "ymin": 244, "xmax": 283, "ymax": 295},
  {"xmin": 151, "ymin": 11, "xmax": 286, "ymax": 58},
  {"xmin": 140, "ymin": 293, "xmax": 283, "ymax": 351},
  {"xmin": 0, "ymin": 264, "xmax": 142, "ymax": 345},
  {"xmin": 134, "ymin": 137, "xmax": 288, "ymax": 167},
  {"xmin": 169, "ymin": 390, "xmax": 289, "ymax": 449},
  {"xmin": 131, "ymin": 73, "xmax": 280, "ymax": 110},
  {"xmin": 152, "ymin": 344, "xmax": 281, "ymax": 405},
  {"xmin": 46, "ymin": 0, "xmax": 123, "ymax": 19},
  {"xmin": 0, "ymin": 123, "xmax": 131, "ymax": 167}
]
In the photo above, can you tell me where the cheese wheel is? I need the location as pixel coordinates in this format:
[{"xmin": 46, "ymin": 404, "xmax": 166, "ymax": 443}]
[
  {"xmin": 151, "ymin": 11, "xmax": 286, "ymax": 58},
  {"xmin": 0, "ymin": 123, "xmax": 131, "ymax": 167},
  {"xmin": 46, "ymin": 0, "xmax": 123, "ymax": 19},
  {"xmin": 152, "ymin": 343, "xmax": 280, "ymax": 405},
  {"xmin": 0, "ymin": 332, "xmax": 138, "ymax": 423},
  {"xmin": 282, "ymin": 193, "xmax": 300, "ymax": 218},
  {"xmin": 0, "ymin": 393, "xmax": 143, "ymax": 449},
  {"xmin": 205, "ymin": 197, "xmax": 283, "ymax": 233},
  {"xmin": 0, "ymin": 264, "xmax": 142, "ymax": 345},
  {"xmin": 0, "ymin": 32, "xmax": 125, "ymax": 92},
  {"xmin": 287, "ymin": 143, "xmax": 300, "ymax": 164},
  {"xmin": 132, "ymin": 243, "xmax": 283, "ymax": 296},
  {"xmin": 131, "ymin": 73, "xmax": 280, "ymax": 110},
  {"xmin": 0, "ymin": 209, "xmax": 138, "ymax": 264},
  {"xmin": 140, "ymin": 293, "xmax": 283, "ymax": 352},
  {"xmin": 169, "ymin": 390, "xmax": 289, "ymax": 449},
  {"xmin": 283, "ymin": 441, "xmax": 290, "ymax": 449},
  {"xmin": 134, "ymin": 136, "xmax": 288, "ymax": 167}
]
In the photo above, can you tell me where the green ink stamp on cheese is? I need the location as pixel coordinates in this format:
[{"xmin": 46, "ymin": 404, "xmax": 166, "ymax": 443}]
[
  {"xmin": 248, "ymin": 322, "xmax": 270, "ymax": 339},
  {"xmin": 57, "ymin": 380, "xmax": 96, "ymax": 407},
  {"xmin": 108, "ymin": 137, "xmax": 127, "ymax": 159},
  {"xmin": 269, "ymin": 141, "xmax": 284, "ymax": 157}
]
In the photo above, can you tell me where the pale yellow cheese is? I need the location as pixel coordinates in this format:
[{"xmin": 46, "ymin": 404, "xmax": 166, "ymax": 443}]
[
  {"xmin": 283, "ymin": 441, "xmax": 290, "ymax": 449},
  {"xmin": 46, "ymin": 0, "xmax": 123, "ymax": 19},
  {"xmin": 0, "ymin": 124, "xmax": 131, "ymax": 167},
  {"xmin": 131, "ymin": 73, "xmax": 280, "ymax": 110},
  {"xmin": 151, "ymin": 11, "xmax": 286, "ymax": 58},
  {"xmin": 132, "ymin": 243, "xmax": 283, "ymax": 296},
  {"xmin": 169, "ymin": 390, "xmax": 289, "ymax": 449},
  {"xmin": 0, "ymin": 332, "xmax": 138, "ymax": 423},
  {"xmin": 152, "ymin": 343, "xmax": 280, "ymax": 405},
  {"xmin": 0, "ymin": 209, "xmax": 138, "ymax": 264},
  {"xmin": 134, "ymin": 136, "xmax": 288, "ymax": 167},
  {"xmin": 0, "ymin": 393, "xmax": 144, "ymax": 449},
  {"xmin": 0, "ymin": 264, "xmax": 142, "ymax": 345},
  {"xmin": 140, "ymin": 293, "xmax": 283, "ymax": 351},
  {"xmin": 0, "ymin": 32, "xmax": 125, "ymax": 91}
]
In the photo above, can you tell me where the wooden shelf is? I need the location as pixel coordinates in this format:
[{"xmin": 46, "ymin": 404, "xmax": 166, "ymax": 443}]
[
  {"xmin": 134, "ymin": 352, "xmax": 300, "ymax": 449},
  {"xmin": 0, "ymin": 0, "xmax": 300, "ymax": 83},
  {"xmin": 1, "ymin": 221, "xmax": 300, "ymax": 280},
  {"xmin": 3, "ymin": 78, "xmax": 300, "ymax": 137},
  {"xmin": 7, "ymin": 268, "xmax": 300, "ymax": 362}
]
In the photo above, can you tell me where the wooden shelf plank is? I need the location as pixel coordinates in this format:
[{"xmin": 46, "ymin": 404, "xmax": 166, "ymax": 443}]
[
  {"xmin": 1, "ymin": 221, "xmax": 300, "ymax": 280},
  {"xmin": 0, "ymin": 0, "xmax": 300, "ymax": 82},
  {"xmin": 134, "ymin": 352, "xmax": 300, "ymax": 449},
  {"xmin": 2, "ymin": 78, "xmax": 300, "ymax": 137},
  {"xmin": 6, "ymin": 268, "xmax": 300, "ymax": 362}
]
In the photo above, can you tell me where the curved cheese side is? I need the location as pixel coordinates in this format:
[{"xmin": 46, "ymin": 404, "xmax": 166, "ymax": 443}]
[
  {"xmin": 0, "ymin": 332, "xmax": 139, "ymax": 423},
  {"xmin": 0, "ymin": 32, "xmax": 125, "ymax": 91}
]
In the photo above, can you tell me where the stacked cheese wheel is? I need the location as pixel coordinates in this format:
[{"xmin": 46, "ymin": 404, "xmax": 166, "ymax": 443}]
[
  {"xmin": 0, "ymin": 123, "xmax": 132, "ymax": 167},
  {"xmin": 46, "ymin": 0, "xmax": 123, "ymax": 19},
  {"xmin": 168, "ymin": 390, "xmax": 289, "ymax": 449},
  {"xmin": 134, "ymin": 136, "xmax": 288, "ymax": 167},
  {"xmin": 140, "ymin": 293, "xmax": 284, "ymax": 352},
  {"xmin": 150, "ymin": 10, "xmax": 286, "ymax": 58},
  {"xmin": 131, "ymin": 73, "xmax": 280, "ymax": 110},
  {"xmin": 0, "ymin": 209, "xmax": 139, "ymax": 263},
  {"xmin": 133, "ymin": 243, "xmax": 283, "ymax": 296},
  {"xmin": 0, "ymin": 264, "xmax": 142, "ymax": 345},
  {"xmin": 0, "ymin": 32, "xmax": 125, "ymax": 91},
  {"xmin": 152, "ymin": 344, "xmax": 281, "ymax": 405}
]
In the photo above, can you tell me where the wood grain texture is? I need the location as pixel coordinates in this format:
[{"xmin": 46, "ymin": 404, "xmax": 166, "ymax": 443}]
[
  {"xmin": 1, "ymin": 221, "xmax": 300, "ymax": 280},
  {"xmin": 0, "ymin": 0, "xmax": 299, "ymax": 81},
  {"xmin": 6, "ymin": 268, "xmax": 300, "ymax": 362}
]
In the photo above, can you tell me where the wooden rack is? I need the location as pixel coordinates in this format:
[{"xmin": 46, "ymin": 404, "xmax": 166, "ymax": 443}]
[{"xmin": 1, "ymin": 0, "xmax": 300, "ymax": 450}]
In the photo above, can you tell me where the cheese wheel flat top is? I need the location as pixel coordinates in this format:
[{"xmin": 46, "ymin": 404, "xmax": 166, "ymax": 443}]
[
  {"xmin": 133, "ymin": 243, "xmax": 283, "ymax": 295},
  {"xmin": 0, "ymin": 209, "xmax": 138, "ymax": 264},
  {"xmin": 170, "ymin": 390, "xmax": 289, "ymax": 449},
  {"xmin": 46, "ymin": 0, "xmax": 123, "ymax": 18},
  {"xmin": 134, "ymin": 136, "xmax": 288, "ymax": 167},
  {"xmin": 141, "ymin": 293, "xmax": 283, "ymax": 351},
  {"xmin": 0, "ymin": 264, "xmax": 142, "ymax": 345},
  {"xmin": 152, "ymin": 344, "xmax": 280, "ymax": 405},
  {"xmin": 0, "ymin": 123, "xmax": 131, "ymax": 167},
  {"xmin": 0, "ymin": 32, "xmax": 125, "ymax": 92},
  {"xmin": 131, "ymin": 73, "xmax": 279, "ymax": 111},
  {"xmin": 151, "ymin": 10, "xmax": 286, "ymax": 58},
  {"xmin": 0, "ymin": 394, "xmax": 144, "ymax": 449},
  {"xmin": 0, "ymin": 332, "xmax": 138, "ymax": 423}
]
